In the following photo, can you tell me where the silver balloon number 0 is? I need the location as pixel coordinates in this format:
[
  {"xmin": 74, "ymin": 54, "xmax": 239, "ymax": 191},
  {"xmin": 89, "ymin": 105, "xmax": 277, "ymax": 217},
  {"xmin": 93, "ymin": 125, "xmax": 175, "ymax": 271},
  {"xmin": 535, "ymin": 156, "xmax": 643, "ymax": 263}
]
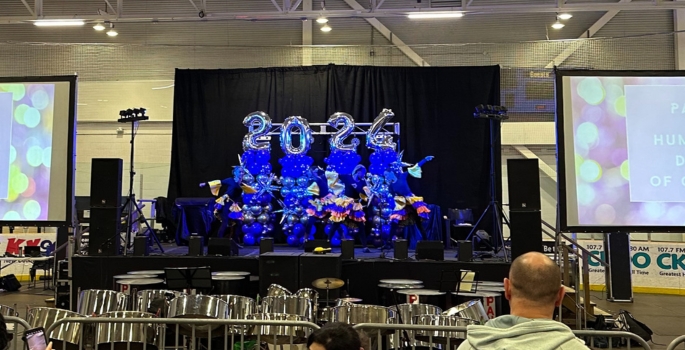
[
  {"xmin": 328, "ymin": 112, "xmax": 360, "ymax": 151},
  {"xmin": 366, "ymin": 108, "xmax": 396, "ymax": 151},
  {"xmin": 242, "ymin": 111, "xmax": 273, "ymax": 151},
  {"xmin": 280, "ymin": 116, "xmax": 314, "ymax": 155}
]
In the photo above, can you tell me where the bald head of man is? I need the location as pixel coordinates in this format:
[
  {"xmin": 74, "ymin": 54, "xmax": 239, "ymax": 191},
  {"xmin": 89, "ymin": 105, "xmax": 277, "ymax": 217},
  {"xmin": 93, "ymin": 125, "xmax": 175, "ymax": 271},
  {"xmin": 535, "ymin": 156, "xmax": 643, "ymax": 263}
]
[{"xmin": 503, "ymin": 252, "xmax": 565, "ymax": 319}]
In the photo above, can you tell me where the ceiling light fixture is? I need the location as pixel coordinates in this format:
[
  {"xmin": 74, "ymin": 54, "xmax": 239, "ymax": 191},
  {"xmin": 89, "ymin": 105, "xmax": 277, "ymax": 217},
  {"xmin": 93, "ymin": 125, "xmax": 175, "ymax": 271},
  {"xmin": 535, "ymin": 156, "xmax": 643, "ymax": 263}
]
[
  {"xmin": 316, "ymin": 17, "xmax": 328, "ymax": 24},
  {"xmin": 551, "ymin": 21, "xmax": 565, "ymax": 29},
  {"xmin": 33, "ymin": 20, "xmax": 85, "ymax": 27},
  {"xmin": 320, "ymin": 24, "xmax": 332, "ymax": 32},
  {"xmin": 407, "ymin": 12, "xmax": 463, "ymax": 19},
  {"xmin": 557, "ymin": 13, "xmax": 573, "ymax": 20},
  {"xmin": 106, "ymin": 23, "xmax": 118, "ymax": 36},
  {"xmin": 93, "ymin": 23, "xmax": 105, "ymax": 31}
]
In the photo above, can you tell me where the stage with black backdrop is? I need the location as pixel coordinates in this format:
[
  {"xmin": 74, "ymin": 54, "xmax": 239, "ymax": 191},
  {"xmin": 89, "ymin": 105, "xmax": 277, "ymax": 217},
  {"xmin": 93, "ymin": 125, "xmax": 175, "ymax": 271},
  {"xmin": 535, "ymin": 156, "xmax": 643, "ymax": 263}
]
[{"xmin": 168, "ymin": 64, "xmax": 502, "ymax": 243}]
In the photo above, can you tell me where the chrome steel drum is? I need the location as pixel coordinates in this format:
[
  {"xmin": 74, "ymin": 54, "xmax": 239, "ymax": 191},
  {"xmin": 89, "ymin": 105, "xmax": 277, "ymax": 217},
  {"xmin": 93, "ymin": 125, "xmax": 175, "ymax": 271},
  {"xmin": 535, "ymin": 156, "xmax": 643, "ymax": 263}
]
[
  {"xmin": 136, "ymin": 290, "xmax": 183, "ymax": 315},
  {"xmin": 444, "ymin": 299, "xmax": 489, "ymax": 325},
  {"xmin": 266, "ymin": 284, "xmax": 292, "ymax": 297},
  {"xmin": 335, "ymin": 298, "xmax": 362, "ymax": 307},
  {"xmin": 128, "ymin": 270, "xmax": 165, "ymax": 276},
  {"xmin": 476, "ymin": 281, "xmax": 504, "ymax": 287},
  {"xmin": 332, "ymin": 304, "xmax": 396, "ymax": 325},
  {"xmin": 27, "ymin": 307, "xmax": 82, "ymax": 346},
  {"xmin": 212, "ymin": 295, "xmax": 257, "ymax": 335},
  {"xmin": 389, "ymin": 303, "xmax": 442, "ymax": 324},
  {"xmin": 0, "ymin": 305, "xmax": 18, "ymax": 317},
  {"xmin": 96, "ymin": 311, "xmax": 162, "ymax": 350},
  {"xmin": 78, "ymin": 290, "xmax": 128, "ymax": 315},
  {"xmin": 377, "ymin": 283, "xmax": 423, "ymax": 307},
  {"xmin": 246, "ymin": 313, "xmax": 311, "ymax": 345},
  {"xmin": 414, "ymin": 314, "xmax": 477, "ymax": 345},
  {"xmin": 168, "ymin": 295, "xmax": 228, "ymax": 335},
  {"xmin": 379, "ymin": 279, "xmax": 423, "ymax": 285},
  {"xmin": 261, "ymin": 296, "xmax": 314, "ymax": 321},
  {"xmin": 212, "ymin": 271, "xmax": 250, "ymax": 276},
  {"xmin": 316, "ymin": 307, "xmax": 333, "ymax": 325},
  {"xmin": 114, "ymin": 274, "xmax": 156, "ymax": 279},
  {"xmin": 211, "ymin": 276, "xmax": 245, "ymax": 295},
  {"xmin": 452, "ymin": 291, "xmax": 501, "ymax": 318},
  {"xmin": 294, "ymin": 288, "xmax": 319, "ymax": 302},
  {"xmin": 397, "ymin": 289, "xmax": 446, "ymax": 306},
  {"xmin": 116, "ymin": 278, "xmax": 165, "ymax": 295}
]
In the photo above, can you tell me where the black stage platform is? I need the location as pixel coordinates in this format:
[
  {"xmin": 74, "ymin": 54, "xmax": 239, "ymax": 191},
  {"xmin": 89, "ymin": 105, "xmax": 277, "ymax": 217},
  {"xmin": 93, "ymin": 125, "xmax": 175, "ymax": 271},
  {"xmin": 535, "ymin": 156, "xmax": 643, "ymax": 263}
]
[{"xmin": 72, "ymin": 245, "xmax": 510, "ymax": 311}]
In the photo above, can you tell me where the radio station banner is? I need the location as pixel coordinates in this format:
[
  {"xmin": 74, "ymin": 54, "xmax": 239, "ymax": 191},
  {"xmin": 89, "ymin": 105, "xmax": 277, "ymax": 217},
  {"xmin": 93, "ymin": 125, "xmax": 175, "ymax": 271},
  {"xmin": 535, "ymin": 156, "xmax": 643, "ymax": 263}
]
[
  {"xmin": 0, "ymin": 233, "xmax": 56, "ymax": 278},
  {"xmin": 579, "ymin": 240, "xmax": 685, "ymax": 292}
]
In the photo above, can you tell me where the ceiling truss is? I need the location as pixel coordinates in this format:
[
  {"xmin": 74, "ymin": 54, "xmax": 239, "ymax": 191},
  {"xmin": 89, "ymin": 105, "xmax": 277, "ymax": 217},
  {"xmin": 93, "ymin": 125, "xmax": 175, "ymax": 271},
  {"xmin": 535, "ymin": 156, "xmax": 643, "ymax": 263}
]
[{"xmin": 3, "ymin": 0, "xmax": 685, "ymax": 23}]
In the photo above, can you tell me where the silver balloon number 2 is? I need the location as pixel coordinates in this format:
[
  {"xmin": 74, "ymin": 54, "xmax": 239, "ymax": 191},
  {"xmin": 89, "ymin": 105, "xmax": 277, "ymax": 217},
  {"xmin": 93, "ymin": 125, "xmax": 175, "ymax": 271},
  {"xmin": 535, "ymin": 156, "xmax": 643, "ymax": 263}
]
[
  {"xmin": 280, "ymin": 116, "xmax": 314, "ymax": 155},
  {"xmin": 242, "ymin": 111, "xmax": 273, "ymax": 151},
  {"xmin": 366, "ymin": 108, "xmax": 396, "ymax": 151},
  {"xmin": 328, "ymin": 112, "xmax": 360, "ymax": 151}
]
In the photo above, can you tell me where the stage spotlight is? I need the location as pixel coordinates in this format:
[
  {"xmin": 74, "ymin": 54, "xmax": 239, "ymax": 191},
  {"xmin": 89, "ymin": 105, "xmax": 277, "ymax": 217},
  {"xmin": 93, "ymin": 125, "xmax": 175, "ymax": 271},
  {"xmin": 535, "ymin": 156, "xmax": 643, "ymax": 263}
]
[
  {"xmin": 93, "ymin": 23, "xmax": 106, "ymax": 31},
  {"xmin": 551, "ymin": 21, "xmax": 565, "ymax": 29},
  {"xmin": 320, "ymin": 24, "xmax": 332, "ymax": 32},
  {"xmin": 557, "ymin": 13, "xmax": 573, "ymax": 20}
]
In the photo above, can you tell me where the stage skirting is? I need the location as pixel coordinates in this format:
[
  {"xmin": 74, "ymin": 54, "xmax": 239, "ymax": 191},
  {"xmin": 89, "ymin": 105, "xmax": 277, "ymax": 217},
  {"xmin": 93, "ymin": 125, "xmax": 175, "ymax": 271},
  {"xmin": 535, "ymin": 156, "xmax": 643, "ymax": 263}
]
[{"xmin": 71, "ymin": 255, "xmax": 510, "ymax": 310}]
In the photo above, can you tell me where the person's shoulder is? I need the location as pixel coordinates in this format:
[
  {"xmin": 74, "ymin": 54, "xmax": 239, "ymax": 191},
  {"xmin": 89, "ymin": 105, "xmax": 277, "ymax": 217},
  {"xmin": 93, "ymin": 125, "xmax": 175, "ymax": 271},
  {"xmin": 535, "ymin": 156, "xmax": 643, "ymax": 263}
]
[{"xmin": 558, "ymin": 337, "xmax": 591, "ymax": 350}]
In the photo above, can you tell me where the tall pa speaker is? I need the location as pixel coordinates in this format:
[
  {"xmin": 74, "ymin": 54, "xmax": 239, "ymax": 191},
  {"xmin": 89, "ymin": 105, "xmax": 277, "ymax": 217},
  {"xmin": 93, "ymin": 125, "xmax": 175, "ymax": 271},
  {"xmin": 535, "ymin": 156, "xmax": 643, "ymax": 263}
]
[
  {"xmin": 507, "ymin": 159, "xmax": 541, "ymax": 212},
  {"xmin": 509, "ymin": 211, "xmax": 542, "ymax": 260},
  {"xmin": 604, "ymin": 232, "xmax": 633, "ymax": 302},
  {"xmin": 260, "ymin": 253, "xmax": 301, "ymax": 296},
  {"xmin": 88, "ymin": 207, "xmax": 122, "ymax": 256},
  {"xmin": 90, "ymin": 159, "xmax": 123, "ymax": 208}
]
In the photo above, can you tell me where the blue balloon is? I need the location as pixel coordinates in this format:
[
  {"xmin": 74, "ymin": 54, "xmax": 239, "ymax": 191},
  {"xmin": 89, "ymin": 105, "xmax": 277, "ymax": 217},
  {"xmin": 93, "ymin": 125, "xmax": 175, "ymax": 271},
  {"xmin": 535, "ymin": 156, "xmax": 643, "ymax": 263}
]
[
  {"xmin": 331, "ymin": 234, "xmax": 341, "ymax": 247},
  {"xmin": 324, "ymin": 224, "xmax": 333, "ymax": 236},
  {"xmin": 293, "ymin": 223, "xmax": 305, "ymax": 236},
  {"xmin": 287, "ymin": 234, "xmax": 299, "ymax": 246},
  {"xmin": 243, "ymin": 234, "xmax": 256, "ymax": 246}
]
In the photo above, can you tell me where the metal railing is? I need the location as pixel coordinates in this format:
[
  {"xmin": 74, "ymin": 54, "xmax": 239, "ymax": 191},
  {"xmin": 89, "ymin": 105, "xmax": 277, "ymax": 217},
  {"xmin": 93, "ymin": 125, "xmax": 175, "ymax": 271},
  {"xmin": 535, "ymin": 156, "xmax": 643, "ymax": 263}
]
[
  {"xmin": 574, "ymin": 329, "xmax": 652, "ymax": 350},
  {"xmin": 5, "ymin": 316, "xmax": 31, "ymax": 350},
  {"xmin": 667, "ymin": 335, "xmax": 685, "ymax": 350}
]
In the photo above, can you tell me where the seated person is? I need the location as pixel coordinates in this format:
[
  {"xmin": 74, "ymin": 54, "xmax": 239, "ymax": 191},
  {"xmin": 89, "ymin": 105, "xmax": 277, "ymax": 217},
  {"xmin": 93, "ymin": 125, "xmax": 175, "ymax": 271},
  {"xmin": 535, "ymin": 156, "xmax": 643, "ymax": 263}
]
[
  {"xmin": 307, "ymin": 322, "xmax": 362, "ymax": 350},
  {"xmin": 457, "ymin": 252, "xmax": 590, "ymax": 350}
]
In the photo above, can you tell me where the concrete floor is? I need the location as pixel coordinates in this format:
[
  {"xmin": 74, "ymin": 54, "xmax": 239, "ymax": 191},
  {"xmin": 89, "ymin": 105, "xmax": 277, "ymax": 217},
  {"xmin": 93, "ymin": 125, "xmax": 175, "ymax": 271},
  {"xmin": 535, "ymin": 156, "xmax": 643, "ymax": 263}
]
[{"xmin": 1, "ymin": 288, "xmax": 683, "ymax": 349}]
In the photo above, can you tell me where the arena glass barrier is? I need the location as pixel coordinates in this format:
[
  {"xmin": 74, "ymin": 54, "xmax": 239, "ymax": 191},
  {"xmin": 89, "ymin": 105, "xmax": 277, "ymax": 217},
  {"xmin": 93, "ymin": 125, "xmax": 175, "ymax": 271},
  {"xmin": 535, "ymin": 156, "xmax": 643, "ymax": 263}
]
[
  {"xmin": 667, "ymin": 335, "xmax": 685, "ymax": 350},
  {"xmin": 5, "ymin": 316, "xmax": 32, "ymax": 350}
]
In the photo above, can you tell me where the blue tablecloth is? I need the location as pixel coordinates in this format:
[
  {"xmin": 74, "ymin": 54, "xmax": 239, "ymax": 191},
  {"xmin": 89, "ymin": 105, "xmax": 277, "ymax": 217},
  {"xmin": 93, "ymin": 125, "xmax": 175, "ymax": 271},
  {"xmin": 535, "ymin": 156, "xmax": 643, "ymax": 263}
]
[{"xmin": 172, "ymin": 197, "xmax": 215, "ymax": 245}]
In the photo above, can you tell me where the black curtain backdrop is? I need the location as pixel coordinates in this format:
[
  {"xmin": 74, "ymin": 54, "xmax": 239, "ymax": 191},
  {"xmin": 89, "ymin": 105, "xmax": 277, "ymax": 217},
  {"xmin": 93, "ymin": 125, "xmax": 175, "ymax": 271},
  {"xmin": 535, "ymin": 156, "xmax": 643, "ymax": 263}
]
[{"xmin": 169, "ymin": 65, "xmax": 501, "ymax": 238}]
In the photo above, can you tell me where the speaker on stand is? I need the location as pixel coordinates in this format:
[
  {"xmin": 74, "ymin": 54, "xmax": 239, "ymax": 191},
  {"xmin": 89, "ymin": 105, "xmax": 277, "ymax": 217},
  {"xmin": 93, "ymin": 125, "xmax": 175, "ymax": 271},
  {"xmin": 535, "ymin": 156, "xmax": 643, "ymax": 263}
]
[
  {"xmin": 88, "ymin": 158, "xmax": 124, "ymax": 256},
  {"xmin": 507, "ymin": 159, "xmax": 543, "ymax": 260}
]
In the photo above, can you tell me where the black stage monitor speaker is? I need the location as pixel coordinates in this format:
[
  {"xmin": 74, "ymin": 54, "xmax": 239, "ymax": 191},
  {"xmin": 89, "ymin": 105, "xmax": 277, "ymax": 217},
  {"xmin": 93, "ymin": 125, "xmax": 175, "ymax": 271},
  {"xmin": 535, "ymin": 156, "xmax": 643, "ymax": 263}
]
[
  {"xmin": 394, "ymin": 239, "xmax": 408, "ymax": 260},
  {"xmin": 188, "ymin": 236, "xmax": 204, "ymax": 256},
  {"xmin": 604, "ymin": 232, "xmax": 633, "ymax": 302},
  {"xmin": 299, "ymin": 253, "xmax": 342, "ymax": 300},
  {"xmin": 208, "ymin": 237, "xmax": 239, "ymax": 256},
  {"xmin": 304, "ymin": 239, "xmax": 331, "ymax": 253},
  {"xmin": 133, "ymin": 236, "xmax": 148, "ymax": 256},
  {"xmin": 458, "ymin": 240, "xmax": 473, "ymax": 262},
  {"xmin": 507, "ymin": 159, "xmax": 541, "ymax": 211},
  {"xmin": 260, "ymin": 238, "xmax": 274, "ymax": 255},
  {"xmin": 88, "ymin": 207, "xmax": 122, "ymax": 256},
  {"xmin": 260, "ymin": 253, "xmax": 301, "ymax": 296},
  {"xmin": 509, "ymin": 211, "xmax": 543, "ymax": 260},
  {"xmin": 416, "ymin": 241, "xmax": 444, "ymax": 261},
  {"xmin": 341, "ymin": 239, "xmax": 355, "ymax": 259},
  {"xmin": 90, "ymin": 158, "xmax": 123, "ymax": 208}
]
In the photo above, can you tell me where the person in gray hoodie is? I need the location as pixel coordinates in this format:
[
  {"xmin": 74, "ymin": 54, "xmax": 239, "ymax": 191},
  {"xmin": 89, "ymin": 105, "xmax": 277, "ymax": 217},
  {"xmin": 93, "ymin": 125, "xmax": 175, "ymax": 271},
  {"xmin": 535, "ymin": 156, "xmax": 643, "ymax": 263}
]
[{"xmin": 457, "ymin": 252, "xmax": 590, "ymax": 350}]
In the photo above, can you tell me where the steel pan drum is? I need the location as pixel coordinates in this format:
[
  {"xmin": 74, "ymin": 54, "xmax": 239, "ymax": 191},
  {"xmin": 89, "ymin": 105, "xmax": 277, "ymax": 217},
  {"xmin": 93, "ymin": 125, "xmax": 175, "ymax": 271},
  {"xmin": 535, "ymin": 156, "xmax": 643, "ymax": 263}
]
[
  {"xmin": 397, "ymin": 289, "xmax": 446, "ymax": 306},
  {"xmin": 27, "ymin": 307, "xmax": 82, "ymax": 347},
  {"xmin": 294, "ymin": 288, "xmax": 319, "ymax": 302},
  {"xmin": 443, "ymin": 299, "xmax": 489, "ymax": 325},
  {"xmin": 78, "ymin": 290, "xmax": 128, "ymax": 315},
  {"xmin": 211, "ymin": 276, "xmax": 245, "ymax": 295},
  {"xmin": 452, "ymin": 291, "xmax": 501, "ymax": 318},
  {"xmin": 261, "ymin": 296, "xmax": 314, "ymax": 321},
  {"xmin": 476, "ymin": 281, "xmax": 504, "ymax": 287},
  {"xmin": 96, "ymin": 311, "xmax": 162, "ymax": 350},
  {"xmin": 128, "ymin": 270, "xmax": 165, "ymax": 276},
  {"xmin": 266, "ymin": 284, "xmax": 292, "ymax": 297},
  {"xmin": 212, "ymin": 271, "xmax": 250, "ymax": 276},
  {"xmin": 136, "ymin": 290, "xmax": 183, "ymax": 315},
  {"xmin": 213, "ymin": 295, "xmax": 257, "ymax": 319},
  {"xmin": 116, "ymin": 278, "xmax": 165, "ymax": 295},
  {"xmin": 0, "ymin": 305, "xmax": 18, "ymax": 317},
  {"xmin": 168, "ymin": 295, "xmax": 228, "ymax": 335},
  {"xmin": 246, "ymin": 313, "xmax": 311, "ymax": 345},
  {"xmin": 414, "ymin": 315, "xmax": 477, "ymax": 345},
  {"xmin": 316, "ymin": 307, "xmax": 333, "ymax": 325},
  {"xmin": 332, "ymin": 304, "xmax": 396, "ymax": 325},
  {"xmin": 390, "ymin": 303, "xmax": 442, "ymax": 324},
  {"xmin": 335, "ymin": 298, "xmax": 362, "ymax": 307},
  {"xmin": 379, "ymin": 279, "xmax": 423, "ymax": 285},
  {"xmin": 114, "ymin": 274, "xmax": 156, "ymax": 279}
]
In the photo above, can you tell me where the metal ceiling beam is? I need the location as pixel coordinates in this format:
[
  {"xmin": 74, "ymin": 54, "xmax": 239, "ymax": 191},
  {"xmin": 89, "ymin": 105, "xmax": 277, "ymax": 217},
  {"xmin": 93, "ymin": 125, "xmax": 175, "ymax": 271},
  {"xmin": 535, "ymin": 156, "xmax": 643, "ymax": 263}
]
[
  {"xmin": 34, "ymin": 0, "xmax": 42, "ymax": 18},
  {"xmin": 302, "ymin": 0, "xmax": 312, "ymax": 66},
  {"xmin": 676, "ymin": 0, "xmax": 685, "ymax": 69},
  {"xmin": 0, "ymin": 0, "xmax": 682, "ymax": 24},
  {"xmin": 20, "ymin": 0, "xmax": 35, "ymax": 17},
  {"xmin": 104, "ymin": 0, "xmax": 118, "ymax": 16},
  {"xmin": 545, "ymin": 0, "xmax": 631, "ymax": 69},
  {"xmin": 342, "ymin": 0, "xmax": 429, "ymax": 66}
]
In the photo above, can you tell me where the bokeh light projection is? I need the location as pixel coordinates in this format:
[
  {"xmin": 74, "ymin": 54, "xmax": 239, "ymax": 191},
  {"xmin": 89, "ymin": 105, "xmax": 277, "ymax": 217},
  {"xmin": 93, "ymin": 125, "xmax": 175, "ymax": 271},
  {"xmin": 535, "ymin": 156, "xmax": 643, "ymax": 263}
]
[
  {"xmin": 0, "ymin": 84, "xmax": 55, "ymax": 221},
  {"xmin": 564, "ymin": 75, "xmax": 685, "ymax": 227}
]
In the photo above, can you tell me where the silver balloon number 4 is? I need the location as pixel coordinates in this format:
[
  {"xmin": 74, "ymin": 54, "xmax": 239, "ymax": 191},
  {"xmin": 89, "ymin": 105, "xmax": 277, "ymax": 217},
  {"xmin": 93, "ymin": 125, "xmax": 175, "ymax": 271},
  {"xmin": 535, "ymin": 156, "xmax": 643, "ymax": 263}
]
[{"xmin": 366, "ymin": 108, "xmax": 396, "ymax": 151}]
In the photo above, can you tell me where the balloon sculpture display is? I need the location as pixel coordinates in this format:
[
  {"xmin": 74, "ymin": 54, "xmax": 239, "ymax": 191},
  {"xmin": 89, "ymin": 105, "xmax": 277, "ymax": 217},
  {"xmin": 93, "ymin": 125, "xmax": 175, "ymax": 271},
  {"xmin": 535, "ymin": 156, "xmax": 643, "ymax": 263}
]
[
  {"xmin": 211, "ymin": 108, "xmax": 433, "ymax": 249},
  {"xmin": 278, "ymin": 116, "xmax": 315, "ymax": 246},
  {"xmin": 238, "ymin": 112, "xmax": 278, "ymax": 246}
]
